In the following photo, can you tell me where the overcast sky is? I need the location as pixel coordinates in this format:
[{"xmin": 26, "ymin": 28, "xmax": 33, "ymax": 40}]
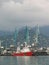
[{"xmin": 0, "ymin": 0, "xmax": 49, "ymax": 31}]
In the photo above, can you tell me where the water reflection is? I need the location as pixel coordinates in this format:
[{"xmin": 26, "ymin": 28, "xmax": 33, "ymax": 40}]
[
  {"xmin": 37, "ymin": 56, "xmax": 49, "ymax": 65},
  {"xmin": 16, "ymin": 56, "xmax": 38, "ymax": 65},
  {"xmin": 0, "ymin": 56, "xmax": 49, "ymax": 65}
]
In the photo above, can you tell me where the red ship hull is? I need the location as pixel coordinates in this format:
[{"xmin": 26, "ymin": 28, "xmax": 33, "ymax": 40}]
[{"xmin": 12, "ymin": 52, "xmax": 33, "ymax": 56}]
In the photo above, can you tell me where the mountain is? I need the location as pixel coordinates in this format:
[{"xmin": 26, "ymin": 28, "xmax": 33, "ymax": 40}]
[
  {"xmin": 0, "ymin": 31, "xmax": 13, "ymax": 36},
  {"xmin": 40, "ymin": 26, "xmax": 49, "ymax": 37}
]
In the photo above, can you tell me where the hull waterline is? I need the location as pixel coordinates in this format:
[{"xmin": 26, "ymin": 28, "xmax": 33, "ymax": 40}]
[{"xmin": 12, "ymin": 52, "xmax": 33, "ymax": 56}]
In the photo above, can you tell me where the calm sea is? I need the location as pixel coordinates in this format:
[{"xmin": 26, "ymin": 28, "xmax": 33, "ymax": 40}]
[{"xmin": 0, "ymin": 56, "xmax": 49, "ymax": 65}]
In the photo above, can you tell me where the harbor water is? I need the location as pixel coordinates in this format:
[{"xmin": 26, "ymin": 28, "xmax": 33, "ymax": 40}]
[{"xmin": 0, "ymin": 56, "xmax": 49, "ymax": 65}]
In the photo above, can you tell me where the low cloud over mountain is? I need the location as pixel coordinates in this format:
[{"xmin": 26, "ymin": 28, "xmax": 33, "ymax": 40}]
[{"xmin": 0, "ymin": 0, "xmax": 49, "ymax": 30}]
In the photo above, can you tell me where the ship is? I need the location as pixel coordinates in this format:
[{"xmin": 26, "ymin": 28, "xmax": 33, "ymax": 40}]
[
  {"xmin": 12, "ymin": 42, "xmax": 33, "ymax": 56},
  {"xmin": 12, "ymin": 26, "xmax": 34, "ymax": 56},
  {"xmin": 11, "ymin": 25, "xmax": 41, "ymax": 56}
]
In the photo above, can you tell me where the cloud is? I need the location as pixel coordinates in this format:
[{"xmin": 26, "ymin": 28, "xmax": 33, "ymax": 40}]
[
  {"xmin": 0, "ymin": 0, "xmax": 49, "ymax": 30},
  {"xmin": 0, "ymin": 0, "xmax": 23, "ymax": 5}
]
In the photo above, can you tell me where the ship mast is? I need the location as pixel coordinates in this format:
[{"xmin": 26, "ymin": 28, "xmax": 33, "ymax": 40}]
[
  {"xmin": 14, "ymin": 28, "xmax": 18, "ymax": 46},
  {"xmin": 35, "ymin": 24, "xmax": 40, "ymax": 45},
  {"xmin": 0, "ymin": 40, "xmax": 1, "ymax": 48},
  {"xmin": 25, "ymin": 26, "xmax": 30, "ymax": 44}
]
